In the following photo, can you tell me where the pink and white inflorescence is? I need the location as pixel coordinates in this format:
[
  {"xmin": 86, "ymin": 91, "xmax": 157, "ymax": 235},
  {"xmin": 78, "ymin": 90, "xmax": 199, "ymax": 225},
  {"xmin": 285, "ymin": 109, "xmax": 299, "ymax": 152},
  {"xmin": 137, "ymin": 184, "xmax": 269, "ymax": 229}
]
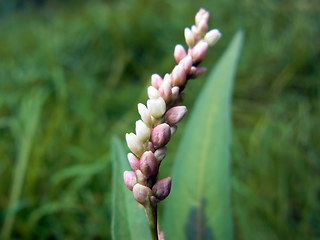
[{"xmin": 124, "ymin": 8, "xmax": 221, "ymax": 206}]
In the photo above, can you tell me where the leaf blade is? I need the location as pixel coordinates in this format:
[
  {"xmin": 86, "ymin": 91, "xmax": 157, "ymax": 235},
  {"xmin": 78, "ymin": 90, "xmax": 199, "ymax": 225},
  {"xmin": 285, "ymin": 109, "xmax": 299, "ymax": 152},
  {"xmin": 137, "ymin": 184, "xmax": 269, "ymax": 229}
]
[{"xmin": 162, "ymin": 31, "xmax": 244, "ymax": 240}]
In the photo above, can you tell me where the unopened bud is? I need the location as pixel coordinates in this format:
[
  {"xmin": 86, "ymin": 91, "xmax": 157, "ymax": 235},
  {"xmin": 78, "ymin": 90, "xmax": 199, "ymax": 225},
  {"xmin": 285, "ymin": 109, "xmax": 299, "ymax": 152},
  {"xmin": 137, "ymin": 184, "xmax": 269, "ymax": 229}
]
[
  {"xmin": 125, "ymin": 133, "xmax": 144, "ymax": 157},
  {"xmin": 140, "ymin": 151, "xmax": 158, "ymax": 177},
  {"xmin": 151, "ymin": 123, "xmax": 171, "ymax": 148},
  {"xmin": 148, "ymin": 141, "xmax": 155, "ymax": 152},
  {"xmin": 171, "ymin": 64, "xmax": 187, "ymax": 87},
  {"xmin": 204, "ymin": 29, "xmax": 221, "ymax": 46},
  {"xmin": 147, "ymin": 86, "xmax": 159, "ymax": 99},
  {"xmin": 165, "ymin": 106, "xmax": 188, "ymax": 125},
  {"xmin": 135, "ymin": 120, "xmax": 151, "ymax": 142},
  {"xmin": 158, "ymin": 231, "xmax": 165, "ymax": 240},
  {"xmin": 158, "ymin": 74, "xmax": 172, "ymax": 103},
  {"xmin": 189, "ymin": 66, "xmax": 207, "ymax": 79},
  {"xmin": 198, "ymin": 19, "xmax": 208, "ymax": 33},
  {"xmin": 184, "ymin": 27, "xmax": 195, "ymax": 47},
  {"xmin": 192, "ymin": 40, "xmax": 208, "ymax": 62},
  {"xmin": 154, "ymin": 147, "xmax": 167, "ymax": 162},
  {"xmin": 195, "ymin": 8, "xmax": 210, "ymax": 26},
  {"xmin": 179, "ymin": 55, "xmax": 193, "ymax": 74},
  {"xmin": 152, "ymin": 177, "xmax": 172, "ymax": 201},
  {"xmin": 147, "ymin": 97, "xmax": 166, "ymax": 119},
  {"xmin": 170, "ymin": 125, "xmax": 178, "ymax": 136},
  {"xmin": 136, "ymin": 169, "xmax": 147, "ymax": 185},
  {"xmin": 123, "ymin": 171, "xmax": 137, "ymax": 191},
  {"xmin": 151, "ymin": 74, "xmax": 163, "ymax": 89},
  {"xmin": 133, "ymin": 183, "xmax": 152, "ymax": 206},
  {"xmin": 127, "ymin": 153, "xmax": 140, "ymax": 171},
  {"xmin": 191, "ymin": 25, "xmax": 201, "ymax": 40},
  {"xmin": 171, "ymin": 86, "xmax": 180, "ymax": 100},
  {"xmin": 174, "ymin": 44, "xmax": 187, "ymax": 63},
  {"xmin": 138, "ymin": 103, "xmax": 153, "ymax": 127}
]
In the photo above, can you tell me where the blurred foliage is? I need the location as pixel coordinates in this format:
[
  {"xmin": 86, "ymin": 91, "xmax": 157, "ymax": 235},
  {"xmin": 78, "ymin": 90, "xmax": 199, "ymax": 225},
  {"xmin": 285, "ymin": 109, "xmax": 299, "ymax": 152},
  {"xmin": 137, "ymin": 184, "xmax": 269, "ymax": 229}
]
[{"xmin": 0, "ymin": 0, "xmax": 319, "ymax": 239}]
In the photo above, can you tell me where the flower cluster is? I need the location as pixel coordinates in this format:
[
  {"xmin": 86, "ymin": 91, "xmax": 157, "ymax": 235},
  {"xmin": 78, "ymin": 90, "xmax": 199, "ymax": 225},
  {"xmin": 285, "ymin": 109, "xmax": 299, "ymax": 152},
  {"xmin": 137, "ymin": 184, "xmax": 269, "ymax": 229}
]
[{"xmin": 124, "ymin": 8, "xmax": 221, "ymax": 207}]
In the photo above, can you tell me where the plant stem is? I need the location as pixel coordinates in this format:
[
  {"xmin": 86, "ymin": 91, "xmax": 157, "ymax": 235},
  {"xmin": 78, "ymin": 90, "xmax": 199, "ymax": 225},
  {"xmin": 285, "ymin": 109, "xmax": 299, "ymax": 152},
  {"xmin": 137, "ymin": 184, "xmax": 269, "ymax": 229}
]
[{"xmin": 145, "ymin": 202, "xmax": 158, "ymax": 240}]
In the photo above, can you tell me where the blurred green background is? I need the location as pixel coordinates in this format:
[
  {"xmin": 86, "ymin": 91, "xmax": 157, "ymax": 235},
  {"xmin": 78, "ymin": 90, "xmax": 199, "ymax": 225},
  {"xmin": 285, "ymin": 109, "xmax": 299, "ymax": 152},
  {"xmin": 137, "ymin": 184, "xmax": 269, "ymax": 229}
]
[{"xmin": 0, "ymin": 0, "xmax": 319, "ymax": 239}]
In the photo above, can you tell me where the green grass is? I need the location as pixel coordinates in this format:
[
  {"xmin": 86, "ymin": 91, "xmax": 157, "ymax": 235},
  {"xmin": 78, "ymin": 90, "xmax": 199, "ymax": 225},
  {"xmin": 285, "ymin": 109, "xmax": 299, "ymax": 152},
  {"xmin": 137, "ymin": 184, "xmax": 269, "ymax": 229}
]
[{"xmin": 0, "ymin": 0, "xmax": 319, "ymax": 239}]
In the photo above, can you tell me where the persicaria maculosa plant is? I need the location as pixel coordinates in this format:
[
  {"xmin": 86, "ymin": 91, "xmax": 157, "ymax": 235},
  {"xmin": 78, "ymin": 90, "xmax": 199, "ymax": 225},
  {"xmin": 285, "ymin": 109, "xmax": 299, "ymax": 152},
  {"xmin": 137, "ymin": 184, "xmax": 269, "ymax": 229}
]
[{"xmin": 123, "ymin": 8, "xmax": 221, "ymax": 240}]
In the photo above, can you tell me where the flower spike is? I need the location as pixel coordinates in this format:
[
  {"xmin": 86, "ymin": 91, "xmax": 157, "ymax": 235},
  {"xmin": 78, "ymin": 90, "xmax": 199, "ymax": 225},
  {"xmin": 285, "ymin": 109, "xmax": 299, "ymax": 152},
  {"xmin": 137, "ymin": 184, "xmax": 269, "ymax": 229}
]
[{"xmin": 123, "ymin": 8, "xmax": 221, "ymax": 240}]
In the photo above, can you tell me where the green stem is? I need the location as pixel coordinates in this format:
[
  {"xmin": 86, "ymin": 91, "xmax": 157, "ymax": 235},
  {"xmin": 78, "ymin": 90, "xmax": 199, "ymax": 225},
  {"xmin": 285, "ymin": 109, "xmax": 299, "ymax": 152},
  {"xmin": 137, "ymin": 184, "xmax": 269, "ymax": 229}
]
[{"xmin": 145, "ymin": 202, "xmax": 158, "ymax": 240}]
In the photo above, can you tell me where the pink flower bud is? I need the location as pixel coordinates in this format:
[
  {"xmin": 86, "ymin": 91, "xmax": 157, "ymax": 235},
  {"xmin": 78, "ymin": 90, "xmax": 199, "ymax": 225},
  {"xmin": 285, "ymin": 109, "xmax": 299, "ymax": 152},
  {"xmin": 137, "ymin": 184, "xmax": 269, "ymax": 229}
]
[
  {"xmin": 151, "ymin": 74, "xmax": 163, "ymax": 89},
  {"xmin": 189, "ymin": 66, "xmax": 207, "ymax": 79},
  {"xmin": 152, "ymin": 177, "xmax": 172, "ymax": 201},
  {"xmin": 151, "ymin": 123, "xmax": 171, "ymax": 148},
  {"xmin": 179, "ymin": 55, "xmax": 193, "ymax": 74},
  {"xmin": 135, "ymin": 120, "xmax": 151, "ymax": 142},
  {"xmin": 171, "ymin": 64, "xmax": 187, "ymax": 87},
  {"xmin": 204, "ymin": 29, "xmax": 221, "ymax": 46},
  {"xmin": 123, "ymin": 171, "xmax": 137, "ymax": 191},
  {"xmin": 198, "ymin": 19, "xmax": 208, "ymax": 33},
  {"xmin": 135, "ymin": 169, "xmax": 147, "ymax": 185},
  {"xmin": 154, "ymin": 147, "xmax": 167, "ymax": 162},
  {"xmin": 147, "ymin": 97, "xmax": 166, "ymax": 119},
  {"xmin": 148, "ymin": 141, "xmax": 155, "ymax": 152},
  {"xmin": 192, "ymin": 40, "xmax": 208, "ymax": 62},
  {"xmin": 125, "ymin": 133, "xmax": 144, "ymax": 157},
  {"xmin": 158, "ymin": 74, "xmax": 172, "ymax": 103},
  {"xmin": 140, "ymin": 151, "xmax": 158, "ymax": 177},
  {"xmin": 158, "ymin": 231, "xmax": 165, "ymax": 240},
  {"xmin": 195, "ymin": 8, "xmax": 209, "ymax": 26},
  {"xmin": 184, "ymin": 27, "xmax": 195, "ymax": 47},
  {"xmin": 191, "ymin": 25, "xmax": 201, "ymax": 40},
  {"xmin": 147, "ymin": 86, "xmax": 159, "ymax": 99},
  {"xmin": 138, "ymin": 103, "xmax": 153, "ymax": 127},
  {"xmin": 165, "ymin": 106, "xmax": 188, "ymax": 125},
  {"xmin": 127, "ymin": 153, "xmax": 140, "ymax": 171},
  {"xmin": 133, "ymin": 183, "xmax": 152, "ymax": 206},
  {"xmin": 174, "ymin": 44, "xmax": 187, "ymax": 63},
  {"xmin": 171, "ymin": 86, "xmax": 180, "ymax": 100}
]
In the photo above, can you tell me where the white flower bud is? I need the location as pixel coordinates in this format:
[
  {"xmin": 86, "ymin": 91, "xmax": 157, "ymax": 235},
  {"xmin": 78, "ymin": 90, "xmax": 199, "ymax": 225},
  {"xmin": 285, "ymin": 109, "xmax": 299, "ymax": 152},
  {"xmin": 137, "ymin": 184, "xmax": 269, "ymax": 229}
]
[
  {"xmin": 135, "ymin": 120, "xmax": 151, "ymax": 142},
  {"xmin": 204, "ymin": 29, "xmax": 221, "ymax": 47},
  {"xmin": 147, "ymin": 97, "xmax": 166, "ymax": 119},
  {"xmin": 138, "ymin": 103, "xmax": 153, "ymax": 127},
  {"xmin": 147, "ymin": 86, "xmax": 159, "ymax": 99},
  {"xmin": 184, "ymin": 27, "xmax": 195, "ymax": 47},
  {"xmin": 125, "ymin": 133, "xmax": 144, "ymax": 157}
]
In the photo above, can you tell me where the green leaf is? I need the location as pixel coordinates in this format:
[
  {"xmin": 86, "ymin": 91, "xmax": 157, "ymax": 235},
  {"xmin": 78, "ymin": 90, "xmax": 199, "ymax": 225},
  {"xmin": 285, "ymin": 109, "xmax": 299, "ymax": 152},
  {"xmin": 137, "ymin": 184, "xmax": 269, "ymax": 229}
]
[
  {"xmin": 162, "ymin": 31, "xmax": 244, "ymax": 240},
  {"xmin": 111, "ymin": 136, "xmax": 151, "ymax": 240}
]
